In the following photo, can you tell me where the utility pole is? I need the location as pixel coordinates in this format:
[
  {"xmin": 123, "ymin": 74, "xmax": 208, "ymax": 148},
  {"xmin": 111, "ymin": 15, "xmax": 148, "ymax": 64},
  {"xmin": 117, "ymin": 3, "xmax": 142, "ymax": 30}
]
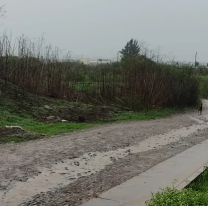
[
  {"xmin": 117, "ymin": 51, "xmax": 120, "ymax": 62},
  {"xmin": 195, "ymin": 52, "xmax": 197, "ymax": 67}
]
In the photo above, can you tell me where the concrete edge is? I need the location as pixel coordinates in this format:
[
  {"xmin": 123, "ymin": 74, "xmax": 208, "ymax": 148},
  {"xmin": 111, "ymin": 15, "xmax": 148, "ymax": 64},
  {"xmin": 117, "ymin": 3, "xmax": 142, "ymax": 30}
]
[
  {"xmin": 81, "ymin": 139, "xmax": 208, "ymax": 206},
  {"xmin": 176, "ymin": 162, "xmax": 208, "ymax": 190}
]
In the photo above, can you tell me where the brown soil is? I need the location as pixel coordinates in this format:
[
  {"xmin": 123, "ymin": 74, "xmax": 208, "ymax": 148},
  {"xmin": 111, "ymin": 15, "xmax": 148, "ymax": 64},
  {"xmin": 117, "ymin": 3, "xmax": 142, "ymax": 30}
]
[
  {"xmin": 0, "ymin": 127, "xmax": 24, "ymax": 136},
  {"xmin": 39, "ymin": 106, "xmax": 117, "ymax": 123},
  {"xmin": 0, "ymin": 127, "xmax": 46, "ymax": 144}
]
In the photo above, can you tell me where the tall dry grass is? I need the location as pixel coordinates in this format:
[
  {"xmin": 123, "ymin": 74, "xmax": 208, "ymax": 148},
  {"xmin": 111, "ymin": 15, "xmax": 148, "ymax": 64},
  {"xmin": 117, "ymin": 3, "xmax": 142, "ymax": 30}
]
[{"xmin": 0, "ymin": 33, "xmax": 199, "ymax": 110}]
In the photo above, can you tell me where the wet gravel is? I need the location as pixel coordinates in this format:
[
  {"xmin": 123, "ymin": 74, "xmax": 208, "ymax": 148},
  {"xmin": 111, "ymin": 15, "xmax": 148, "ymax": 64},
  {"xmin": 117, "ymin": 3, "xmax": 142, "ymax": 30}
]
[{"xmin": 19, "ymin": 129, "xmax": 208, "ymax": 206}]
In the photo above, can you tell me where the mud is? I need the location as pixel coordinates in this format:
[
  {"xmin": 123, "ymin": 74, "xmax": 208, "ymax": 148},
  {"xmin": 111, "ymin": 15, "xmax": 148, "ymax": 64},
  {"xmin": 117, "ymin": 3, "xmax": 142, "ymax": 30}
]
[{"xmin": 0, "ymin": 101, "xmax": 208, "ymax": 206}]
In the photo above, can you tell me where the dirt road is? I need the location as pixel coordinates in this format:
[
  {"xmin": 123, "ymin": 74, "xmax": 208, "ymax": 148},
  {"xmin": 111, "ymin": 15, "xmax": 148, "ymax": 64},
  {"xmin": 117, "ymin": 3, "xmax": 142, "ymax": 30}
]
[{"xmin": 1, "ymin": 101, "xmax": 208, "ymax": 206}]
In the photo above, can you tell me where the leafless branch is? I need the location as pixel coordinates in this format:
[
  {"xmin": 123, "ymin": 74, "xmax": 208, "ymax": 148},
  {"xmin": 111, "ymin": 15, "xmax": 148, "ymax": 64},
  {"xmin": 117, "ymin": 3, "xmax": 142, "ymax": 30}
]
[{"xmin": 0, "ymin": 5, "xmax": 6, "ymax": 19}]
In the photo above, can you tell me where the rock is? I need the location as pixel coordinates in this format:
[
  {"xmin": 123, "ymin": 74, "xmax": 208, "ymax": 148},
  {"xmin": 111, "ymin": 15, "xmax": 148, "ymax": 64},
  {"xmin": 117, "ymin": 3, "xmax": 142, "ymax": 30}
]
[
  {"xmin": 46, "ymin": 116, "xmax": 56, "ymax": 120},
  {"xmin": 62, "ymin": 119, "xmax": 68, "ymax": 122},
  {"xmin": 69, "ymin": 178, "xmax": 76, "ymax": 181},
  {"xmin": 68, "ymin": 154, "xmax": 78, "ymax": 159},
  {"xmin": 110, "ymin": 157, "xmax": 116, "ymax": 162},
  {"xmin": 74, "ymin": 161, "xmax": 80, "ymax": 166},
  {"xmin": 44, "ymin": 105, "xmax": 52, "ymax": 110},
  {"xmin": 1, "ymin": 182, "xmax": 9, "ymax": 187},
  {"xmin": 5, "ymin": 125, "xmax": 24, "ymax": 130}
]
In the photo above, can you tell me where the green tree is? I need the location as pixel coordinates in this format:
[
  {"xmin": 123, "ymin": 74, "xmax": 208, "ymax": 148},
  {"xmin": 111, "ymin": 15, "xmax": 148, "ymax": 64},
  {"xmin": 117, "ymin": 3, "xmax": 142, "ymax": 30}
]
[{"xmin": 120, "ymin": 39, "xmax": 140, "ymax": 60}]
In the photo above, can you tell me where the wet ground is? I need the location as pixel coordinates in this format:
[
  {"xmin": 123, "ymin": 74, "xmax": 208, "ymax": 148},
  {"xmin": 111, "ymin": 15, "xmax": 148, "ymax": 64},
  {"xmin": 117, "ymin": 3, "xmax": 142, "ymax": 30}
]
[{"xmin": 1, "ymin": 101, "xmax": 208, "ymax": 206}]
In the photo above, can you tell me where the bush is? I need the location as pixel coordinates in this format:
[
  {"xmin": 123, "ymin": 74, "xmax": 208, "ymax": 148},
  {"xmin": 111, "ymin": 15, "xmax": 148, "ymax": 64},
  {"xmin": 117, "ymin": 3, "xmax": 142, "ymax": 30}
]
[
  {"xmin": 199, "ymin": 76, "xmax": 208, "ymax": 99},
  {"xmin": 145, "ymin": 187, "xmax": 208, "ymax": 206},
  {"xmin": 146, "ymin": 168, "xmax": 208, "ymax": 206}
]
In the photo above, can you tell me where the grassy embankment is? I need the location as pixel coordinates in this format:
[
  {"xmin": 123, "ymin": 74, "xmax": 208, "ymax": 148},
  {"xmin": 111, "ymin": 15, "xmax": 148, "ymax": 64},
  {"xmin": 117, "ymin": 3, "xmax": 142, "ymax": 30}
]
[{"xmin": 0, "ymin": 80, "xmax": 185, "ymax": 144}]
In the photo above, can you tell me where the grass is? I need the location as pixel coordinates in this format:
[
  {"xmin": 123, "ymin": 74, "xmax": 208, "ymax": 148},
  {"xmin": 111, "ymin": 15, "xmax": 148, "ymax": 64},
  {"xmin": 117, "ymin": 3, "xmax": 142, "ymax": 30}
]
[
  {"xmin": 145, "ymin": 167, "xmax": 208, "ymax": 206},
  {"xmin": 114, "ymin": 108, "xmax": 183, "ymax": 122},
  {"xmin": 0, "ymin": 79, "xmax": 191, "ymax": 143},
  {"xmin": 26, "ymin": 122, "xmax": 93, "ymax": 136},
  {"xmin": 0, "ymin": 104, "xmax": 183, "ymax": 144},
  {"xmin": 0, "ymin": 106, "xmax": 179, "ymax": 135},
  {"xmin": 0, "ymin": 108, "xmax": 93, "ymax": 136},
  {"xmin": 0, "ymin": 80, "xmax": 94, "ymax": 140}
]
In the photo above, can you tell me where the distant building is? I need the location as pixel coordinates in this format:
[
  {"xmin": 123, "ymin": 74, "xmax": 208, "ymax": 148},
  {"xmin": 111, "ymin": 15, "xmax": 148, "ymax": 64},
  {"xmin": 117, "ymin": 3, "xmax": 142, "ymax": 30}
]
[
  {"xmin": 77, "ymin": 58, "xmax": 90, "ymax": 65},
  {"xmin": 77, "ymin": 58, "xmax": 112, "ymax": 66},
  {"xmin": 89, "ymin": 61, "xmax": 98, "ymax": 66}
]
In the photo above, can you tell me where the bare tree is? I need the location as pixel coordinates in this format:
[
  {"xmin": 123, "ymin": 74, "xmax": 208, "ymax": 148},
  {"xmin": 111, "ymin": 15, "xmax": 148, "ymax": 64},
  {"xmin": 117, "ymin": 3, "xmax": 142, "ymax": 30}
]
[{"xmin": 0, "ymin": 5, "xmax": 6, "ymax": 19}]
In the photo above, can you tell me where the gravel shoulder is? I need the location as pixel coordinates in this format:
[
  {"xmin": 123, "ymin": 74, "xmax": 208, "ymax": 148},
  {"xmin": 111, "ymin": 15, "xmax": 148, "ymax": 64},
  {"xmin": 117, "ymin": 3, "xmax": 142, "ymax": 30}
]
[{"xmin": 1, "ymin": 101, "xmax": 208, "ymax": 206}]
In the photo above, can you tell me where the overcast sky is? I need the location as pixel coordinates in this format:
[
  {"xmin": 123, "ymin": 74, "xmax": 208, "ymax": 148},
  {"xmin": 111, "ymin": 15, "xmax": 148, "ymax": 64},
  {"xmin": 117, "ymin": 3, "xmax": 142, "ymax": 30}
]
[{"xmin": 0, "ymin": 0, "xmax": 207, "ymax": 63}]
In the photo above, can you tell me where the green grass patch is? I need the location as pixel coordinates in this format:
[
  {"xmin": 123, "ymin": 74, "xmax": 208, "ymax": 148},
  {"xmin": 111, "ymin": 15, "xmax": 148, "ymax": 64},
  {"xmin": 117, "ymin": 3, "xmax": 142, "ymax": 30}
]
[
  {"xmin": 0, "ymin": 111, "xmax": 92, "ymax": 136},
  {"xmin": 95, "ymin": 107, "xmax": 188, "ymax": 125},
  {"xmin": 0, "ymin": 97, "xmax": 191, "ymax": 144},
  {"xmin": 110, "ymin": 107, "xmax": 189, "ymax": 122},
  {"xmin": 0, "ymin": 106, "xmax": 93, "ymax": 140},
  {"xmin": 0, "ymin": 106, "xmax": 181, "ymax": 144},
  {"xmin": 145, "ymin": 167, "xmax": 208, "ymax": 206},
  {"xmin": 26, "ymin": 122, "xmax": 93, "ymax": 136}
]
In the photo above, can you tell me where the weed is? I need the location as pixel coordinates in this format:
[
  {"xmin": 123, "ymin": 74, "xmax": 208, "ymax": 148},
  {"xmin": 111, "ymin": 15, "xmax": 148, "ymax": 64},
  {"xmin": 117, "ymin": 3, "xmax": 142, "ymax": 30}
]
[
  {"xmin": 114, "ymin": 108, "xmax": 182, "ymax": 122},
  {"xmin": 145, "ymin": 167, "xmax": 208, "ymax": 206}
]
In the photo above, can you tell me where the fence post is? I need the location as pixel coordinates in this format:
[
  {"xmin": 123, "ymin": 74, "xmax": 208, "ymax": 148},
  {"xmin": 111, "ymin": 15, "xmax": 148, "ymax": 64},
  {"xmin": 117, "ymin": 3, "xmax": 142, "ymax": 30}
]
[{"xmin": 102, "ymin": 67, "xmax": 105, "ymax": 94}]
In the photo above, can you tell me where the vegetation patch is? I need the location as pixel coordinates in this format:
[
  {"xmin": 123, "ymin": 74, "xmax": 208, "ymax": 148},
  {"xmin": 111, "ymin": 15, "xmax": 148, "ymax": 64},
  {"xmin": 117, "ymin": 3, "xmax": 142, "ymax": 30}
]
[
  {"xmin": 0, "ymin": 34, "xmax": 201, "ymax": 143},
  {"xmin": 114, "ymin": 108, "xmax": 186, "ymax": 122},
  {"xmin": 199, "ymin": 75, "xmax": 208, "ymax": 98},
  {"xmin": 145, "ymin": 167, "xmax": 208, "ymax": 206},
  {"xmin": 36, "ymin": 105, "xmax": 117, "ymax": 123},
  {"xmin": 0, "ymin": 81, "xmax": 183, "ymax": 143},
  {"xmin": 0, "ymin": 127, "xmax": 45, "ymax": 144}
]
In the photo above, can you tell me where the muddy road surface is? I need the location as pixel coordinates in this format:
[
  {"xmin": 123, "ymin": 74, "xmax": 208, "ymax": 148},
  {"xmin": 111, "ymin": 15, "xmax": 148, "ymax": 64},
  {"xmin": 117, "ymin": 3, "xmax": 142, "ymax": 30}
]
[{"xmin": 1, "ymin": 101, "xmax": 208, "ymax": 206}]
